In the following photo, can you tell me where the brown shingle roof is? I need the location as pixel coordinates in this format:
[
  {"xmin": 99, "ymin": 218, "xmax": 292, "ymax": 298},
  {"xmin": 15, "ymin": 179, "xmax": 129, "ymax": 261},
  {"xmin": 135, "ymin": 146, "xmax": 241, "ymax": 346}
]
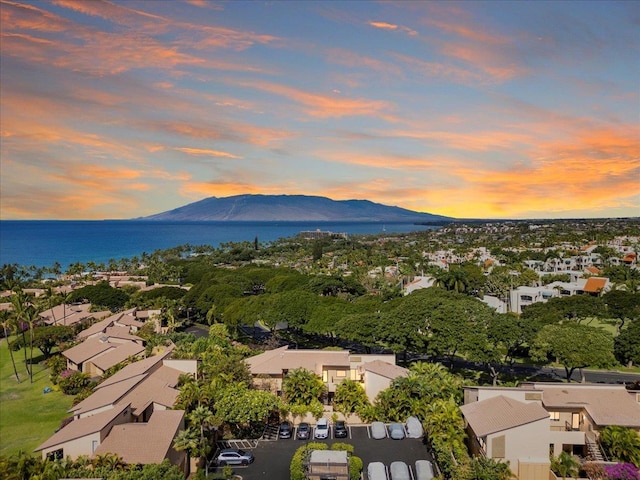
[
  {"xmin": 95, "ymin": 345, "xmax": 174, "ymax": 391},
  {"xmin": 460, "ymin": 395, "xmax": 549, "ymax": 437},
  {"xmin": 70, "ymin": 374, "xmax": 146, "ymax": 415},
  {"xmin": 63, "ymin": 338, "xmax": 115, "ymax": 364},
  {"xmin": 90, "ymin": 342, "xmax": 145, "ymax": 371},
  {"xmin": 35, "ymin": 404, "xmax": 130, "ymax": 451},
  {"xmin": 93, "ymin": 410, "xmax": 184, "ymax": 464},
  {"xmin": 246, "ymin": 346, "xmax": 349, "ymax": 376},
  {"xmin": 540, "ymin": 386, "xmax": 640, "ymax": 428}
]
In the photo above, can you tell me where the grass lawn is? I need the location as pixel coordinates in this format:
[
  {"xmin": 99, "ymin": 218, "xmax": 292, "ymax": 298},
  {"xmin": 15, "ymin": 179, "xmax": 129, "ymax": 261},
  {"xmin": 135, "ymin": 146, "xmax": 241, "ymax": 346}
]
[{"xmin": 0, "ymin": 337, "xmax": 73, "ymax": 456}]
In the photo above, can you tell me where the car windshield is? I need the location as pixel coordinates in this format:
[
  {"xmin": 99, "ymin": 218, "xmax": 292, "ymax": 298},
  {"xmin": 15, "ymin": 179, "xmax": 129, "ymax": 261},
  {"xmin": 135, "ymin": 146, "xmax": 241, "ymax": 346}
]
[{"xmin": 299, "ymin": 424, "xmax": 308, "ymax": 430}]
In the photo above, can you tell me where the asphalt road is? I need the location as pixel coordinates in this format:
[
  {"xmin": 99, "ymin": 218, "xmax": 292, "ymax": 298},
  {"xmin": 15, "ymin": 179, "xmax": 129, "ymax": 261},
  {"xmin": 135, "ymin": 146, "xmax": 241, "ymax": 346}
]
[{"xmin": 213, "ymin": 425, "xmax": 433, "ymax": 480}]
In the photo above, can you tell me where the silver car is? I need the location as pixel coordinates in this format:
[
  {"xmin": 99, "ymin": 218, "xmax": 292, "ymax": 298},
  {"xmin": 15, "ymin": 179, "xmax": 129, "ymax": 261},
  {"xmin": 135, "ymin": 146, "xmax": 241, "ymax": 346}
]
[
  {"xmin": 215, "ymin": 448, "xmax": 255, "ymax": 466},
  {"xmin": 371, "ymin": 421, "xmax": 386, "ymax": 439},
  {"xmin": 390, "ymin": 461, "xmax": 410, "ymax": 480},
  {"xmin": 389, "ymin": 422, "xmax": 405, "ymax": 440}
]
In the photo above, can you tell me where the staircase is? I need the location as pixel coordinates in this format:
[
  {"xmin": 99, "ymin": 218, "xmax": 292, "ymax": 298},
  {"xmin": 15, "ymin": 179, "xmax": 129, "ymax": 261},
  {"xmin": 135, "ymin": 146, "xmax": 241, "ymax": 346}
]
[
  {"xmin": 261, "ymin": 424, "xmax": 280, "ymax": 441},
  {"xmin": 585, "ymin": 432, "xmax": 606, "ymax": 462}
]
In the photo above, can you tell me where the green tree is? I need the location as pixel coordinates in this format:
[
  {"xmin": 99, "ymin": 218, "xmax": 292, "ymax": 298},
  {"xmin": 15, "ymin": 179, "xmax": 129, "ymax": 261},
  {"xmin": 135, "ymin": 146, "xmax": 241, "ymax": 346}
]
[
  {"xmin": 1, "ymin": 309, "xmax": 21, "ymax": 383},
  {"xmin": 333, "ymin": 379, "xmax": 370, "ymax": 416},
  {"xmin": 531, "ymin": 323, "xmax": 615, "ymax": 382},
  {"xmin": 31, "ymin": 325, "xmax": 74, "ymax": 358},
  {"xmin": 614, "ymin": 320, "xmax": 640, "ymax": 367},
  {"xmin": 282, "ymin": 368, "xmax": 327, "ymax": 406},
  {"xmin": 599, "ymin": 425, "xmax": 640, "ymax": 466}
]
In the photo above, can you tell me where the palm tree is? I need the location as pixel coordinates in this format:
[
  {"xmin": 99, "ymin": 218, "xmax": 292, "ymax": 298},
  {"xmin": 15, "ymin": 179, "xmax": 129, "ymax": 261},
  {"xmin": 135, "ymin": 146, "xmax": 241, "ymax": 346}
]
[
  {"xmin": 187, "ymin": 404, "xmax": 217, "ymax": 474},
  {"xmin": 22, "ymin": 304, "xmax": 40, "ymax": 383},
  {"xmin": 1, "ymin": 310, "xmax": 21, "ymax": 383},
  {"xmin": 10, "ymin": 290, "xmax": 31, "ymax": 378},
  {"xmin": 599, "ymin": 425, "xmax": 640, "ymax": 466},
  {"xmin": 551, "ymin": 451, "xmax": 580, "ymax": 480}
]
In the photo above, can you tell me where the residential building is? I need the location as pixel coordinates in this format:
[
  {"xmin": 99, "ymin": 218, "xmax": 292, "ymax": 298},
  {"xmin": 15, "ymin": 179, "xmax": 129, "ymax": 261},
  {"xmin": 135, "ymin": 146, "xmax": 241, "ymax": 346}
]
[
  {"xmin": 460, "ymin": 383, "xmax": 640, "ymax": 480},
  {"xmin": 36, "ymin": 344, "xmax": 195, "ymax": 476},
  {"xmin": 247, "ymin": 346, "xmax": 402, "ymax": 402}
]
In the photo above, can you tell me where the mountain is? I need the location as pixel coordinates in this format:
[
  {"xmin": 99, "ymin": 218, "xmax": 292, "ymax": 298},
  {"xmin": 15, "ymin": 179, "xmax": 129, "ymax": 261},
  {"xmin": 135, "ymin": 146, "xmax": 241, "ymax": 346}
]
[{"xmin": 139, "ymin": 194, "xmax": 452, "ymax": 222}]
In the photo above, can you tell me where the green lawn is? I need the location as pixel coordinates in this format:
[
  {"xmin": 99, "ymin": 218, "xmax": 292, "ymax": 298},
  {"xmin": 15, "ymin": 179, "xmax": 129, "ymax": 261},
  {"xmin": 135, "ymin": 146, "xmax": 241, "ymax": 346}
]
[{"xmin": 0, "ymin": 337, "xmax": 72, "ymax": 456}]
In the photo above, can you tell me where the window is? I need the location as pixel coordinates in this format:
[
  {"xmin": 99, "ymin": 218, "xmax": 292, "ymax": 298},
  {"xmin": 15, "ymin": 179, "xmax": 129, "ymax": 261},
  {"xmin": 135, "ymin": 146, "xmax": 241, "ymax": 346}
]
[
  {"xmin": 549, "ymin": 411, "xmax": 560, "ymax": 421},
  {"xmin": 492, "ymin": 435, "xmax": 506, "ymax": 458},
  {"xmin": 336, "ymin": 370, "xmax": 346, "ymax": 377},
  {"xmin": 47, "ymin": 449, "xmax": 63, "ymax": 461}
]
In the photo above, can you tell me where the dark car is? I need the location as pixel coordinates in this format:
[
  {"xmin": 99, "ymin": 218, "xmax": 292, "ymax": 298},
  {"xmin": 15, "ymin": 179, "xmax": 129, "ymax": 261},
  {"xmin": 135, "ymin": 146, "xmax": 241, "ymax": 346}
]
[
  {"xmin": 334, "ymin": 420, "xmax": 348, "ymax": 438},
  {"xmin": 215, "ymin": 448, "xmax": 255, "ymax": 466},
  {"xmin": 279, "ymin": 421, "xmax": 292, "ymax": 439},
  {"xmin": 296, "ymin": 422, "xmax": 310, "ymax": 440}
]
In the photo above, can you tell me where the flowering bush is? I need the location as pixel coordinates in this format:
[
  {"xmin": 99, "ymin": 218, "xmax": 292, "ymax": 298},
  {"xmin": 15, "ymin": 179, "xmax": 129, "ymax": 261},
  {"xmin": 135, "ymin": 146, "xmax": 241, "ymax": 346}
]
[
  {"xmin": 58, "ymin": 370, "xmax": 91, "ymax": 395},
  {"xmin": 603, "ymin": 463, "xmax": 640, "ymax": 480}
]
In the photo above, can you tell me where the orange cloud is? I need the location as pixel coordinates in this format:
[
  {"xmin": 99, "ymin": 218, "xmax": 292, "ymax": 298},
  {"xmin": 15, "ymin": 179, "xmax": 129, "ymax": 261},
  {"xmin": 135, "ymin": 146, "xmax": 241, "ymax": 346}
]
[
  {"xmin": 369, "ymin": 20, "xmax": 417, "ymax": 36},
  {"xmin": 234, "ymin": 79, "xmax": 394, "ymax": 119},
  {"xmin": 174, "ymin": 147, "xmax": 242, "ymax": 159}
]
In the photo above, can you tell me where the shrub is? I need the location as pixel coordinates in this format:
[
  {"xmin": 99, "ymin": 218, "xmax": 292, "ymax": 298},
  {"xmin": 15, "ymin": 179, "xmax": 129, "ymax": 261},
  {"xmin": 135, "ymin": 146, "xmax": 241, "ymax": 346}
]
[
  {"xmin": 290, "ymin": 442, "xmax": 327, "ymax": 480},
  {"xmin": 603, "ymin": 463, "xmax": 640, "ymax": 480},
  {"xmin": 349, "ymin": 455, "xmax": 363, "ymax": 480},
  {"xmin": 58, "ymin": 370, "xmax": 91, "ymax": 395}
]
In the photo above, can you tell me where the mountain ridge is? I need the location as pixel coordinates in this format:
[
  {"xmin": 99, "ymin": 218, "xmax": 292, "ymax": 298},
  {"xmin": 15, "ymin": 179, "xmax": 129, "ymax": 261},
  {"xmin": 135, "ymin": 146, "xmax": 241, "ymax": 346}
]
[{"xmin": 138, "ymin": 194, "xmax": 452, "ymax": 222}]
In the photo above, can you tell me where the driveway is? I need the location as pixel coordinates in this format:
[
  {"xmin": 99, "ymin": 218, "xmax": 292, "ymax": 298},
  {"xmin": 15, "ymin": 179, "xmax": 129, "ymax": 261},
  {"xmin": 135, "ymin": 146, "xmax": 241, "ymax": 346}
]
[{"xmin": 213, "ymin": 425, "xmax": 434, "ymax": 480}]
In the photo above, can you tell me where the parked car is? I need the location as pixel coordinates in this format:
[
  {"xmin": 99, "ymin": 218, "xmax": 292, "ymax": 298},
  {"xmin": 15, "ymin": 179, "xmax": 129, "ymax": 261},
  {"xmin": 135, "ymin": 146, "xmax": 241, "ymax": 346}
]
[
  {"xmin": 314, "ymin": 418, "xmax": 329, "ymax": 439},
  {"xmin": 415, "ymin": 460, "xmax": 435, "ymax": 480},
  {"xmin": 390, "ymin": 461, "xmax": 411, "ymax": 480},
  {"xmin": 215, "ymin": 448, "xmax": 255, "ymax": 466},
  {"xmin": 389, "ymin": 422, "xmax": 405, "ymax": 440},
  {"xmin": 334, "ymin": 420, "xmax": 348, "ymax": 438},
  {"xmin": 406, "ymin": 416, "xmax": 424, "ymax": 439},
  {"xmin": 367, "ymin": 461, "xmax": 389, "ymax": 480},
  {"xmin": 279, "ymin": 421, "xmax": 292, "ymax": 439},
  {"xmin": 296, "ymin": 422, "xmax": 310, "ymax": 439},
  {"xmin": 371, "ymin": 421, "xmax": 387, "ymax": 439}
]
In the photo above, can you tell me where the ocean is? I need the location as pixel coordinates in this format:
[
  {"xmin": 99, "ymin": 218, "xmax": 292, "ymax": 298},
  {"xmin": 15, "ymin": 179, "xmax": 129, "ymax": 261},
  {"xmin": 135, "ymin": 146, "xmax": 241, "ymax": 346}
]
[{"xmin": 0, "ymin": 220, "xmax": 438, "ymax": 270}]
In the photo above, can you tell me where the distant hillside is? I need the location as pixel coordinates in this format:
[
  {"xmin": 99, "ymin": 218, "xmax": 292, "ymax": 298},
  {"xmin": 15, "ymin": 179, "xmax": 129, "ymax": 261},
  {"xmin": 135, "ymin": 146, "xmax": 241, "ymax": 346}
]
[{"xmin": 139, "ymin": 194, "xmax": 452, "ymax": 222}]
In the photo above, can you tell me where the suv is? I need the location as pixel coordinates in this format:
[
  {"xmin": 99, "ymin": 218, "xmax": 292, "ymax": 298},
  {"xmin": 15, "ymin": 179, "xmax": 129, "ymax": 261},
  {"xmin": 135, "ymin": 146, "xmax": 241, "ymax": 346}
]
[
  {"xmin": 215, "ymin": 448, "xmax": 254, "ymax": 466},
  {"xmin": 334, "ymin": 420, "xmax": 348, "ymax": 438},
  {"xmin": 314, "ymin": 418, "xmax": 329, "ymax": 439},
  {"xmin": 279, "ymin": 421, "xmax": 292, "ymax": 439},
  {"xmin": 296, "ymin": 422, "xmax": 310, "ymax": 440}
]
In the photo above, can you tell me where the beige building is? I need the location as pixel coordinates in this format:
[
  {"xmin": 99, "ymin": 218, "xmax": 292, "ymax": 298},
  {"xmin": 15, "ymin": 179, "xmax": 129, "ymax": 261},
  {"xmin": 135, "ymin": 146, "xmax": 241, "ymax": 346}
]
[
  {"xmin": 461, "ymin": 383, "xmax": 640, "ymax": 480},
  {"xmin": 36, "ymin": 345, "xmax": 195, "ymax": 475},
  {"xmin": 246, "ymin": 346, "xmax": 404, "ymax": 402}
]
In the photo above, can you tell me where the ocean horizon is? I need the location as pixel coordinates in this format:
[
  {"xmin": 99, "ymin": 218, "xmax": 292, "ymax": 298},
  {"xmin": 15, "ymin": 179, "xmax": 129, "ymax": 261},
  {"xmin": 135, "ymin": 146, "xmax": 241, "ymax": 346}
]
[{"xmin": 0, "ymin": 220, "xmax": 439, "ymax": 270}]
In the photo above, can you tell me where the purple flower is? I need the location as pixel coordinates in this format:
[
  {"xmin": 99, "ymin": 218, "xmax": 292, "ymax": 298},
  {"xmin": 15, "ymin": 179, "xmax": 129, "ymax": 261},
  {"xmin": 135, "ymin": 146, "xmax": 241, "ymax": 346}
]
[{"xmin": 603, "ymin": 463, "xmax": 640, "ymax": 480}]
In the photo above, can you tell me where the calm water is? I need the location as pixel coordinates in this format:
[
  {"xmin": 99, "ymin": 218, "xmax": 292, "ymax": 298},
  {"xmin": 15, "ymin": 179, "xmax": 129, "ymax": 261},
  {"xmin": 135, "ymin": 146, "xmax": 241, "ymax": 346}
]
[{"xmin": 0, "ymin": 220, "xmax": 438, "ymax": 270}]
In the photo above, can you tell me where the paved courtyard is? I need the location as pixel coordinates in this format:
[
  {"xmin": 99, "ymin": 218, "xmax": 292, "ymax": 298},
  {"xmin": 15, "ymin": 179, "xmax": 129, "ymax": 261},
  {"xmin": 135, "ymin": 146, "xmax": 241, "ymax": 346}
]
[{"xmin": 212, "ymin": 424, "xmax": 434, "ymax": 480}]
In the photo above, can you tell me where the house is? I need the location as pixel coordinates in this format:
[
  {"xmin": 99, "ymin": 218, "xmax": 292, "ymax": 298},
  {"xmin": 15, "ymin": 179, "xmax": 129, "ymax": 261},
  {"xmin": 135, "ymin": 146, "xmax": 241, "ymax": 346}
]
[
  {"xmin": 36, "ymin": 345, "xmax": 194, "ymax": 474},
  {"xmin": 357, "ymin": 360, "xmax": 408, "ymax": 401},
  {"xmin": 460, "ymin": 394, "xmax": 551, "ymax": 480},
  {"xmin": 461, "ymin": 383, "xmax": 640, "ymax": 480},
  {"xmin": 62, "ymin": 336, "xmax": 146, "ymax": 377},
  {"xmin": 36, "ymin": 403, "xmax": 133, "ymax": 461},
  {"xmin": 93, "ymin": 409, "xmax": 186, "ymax": 471},
  {"xmin": 247, "ymin": 346, "xmax": 402, "ymax": 402},
  {"xmin": 39, "ymin": 303, "xmax": 110, "ymax": 327},
  {"xmin": 403, "ymin": 276, "xmax": 435, "ymax": 295},
  {"xmin": 306, "ymin": 450, "xmax": 349, "ymax": 480}
]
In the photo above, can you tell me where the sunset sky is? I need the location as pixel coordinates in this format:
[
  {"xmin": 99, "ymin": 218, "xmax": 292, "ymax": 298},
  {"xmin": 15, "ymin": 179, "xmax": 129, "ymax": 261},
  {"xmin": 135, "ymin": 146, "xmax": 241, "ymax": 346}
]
[{"xmin": 1, "ymin": 0, "xmax": 638, "ymax": 220}]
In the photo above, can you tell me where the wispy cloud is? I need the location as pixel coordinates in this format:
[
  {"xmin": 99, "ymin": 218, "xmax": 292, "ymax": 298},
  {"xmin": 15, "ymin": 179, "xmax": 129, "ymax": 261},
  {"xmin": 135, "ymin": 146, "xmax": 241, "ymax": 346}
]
[{"xmin": 369, "ymin": 20, "xmax": 417, "ymax": 36}]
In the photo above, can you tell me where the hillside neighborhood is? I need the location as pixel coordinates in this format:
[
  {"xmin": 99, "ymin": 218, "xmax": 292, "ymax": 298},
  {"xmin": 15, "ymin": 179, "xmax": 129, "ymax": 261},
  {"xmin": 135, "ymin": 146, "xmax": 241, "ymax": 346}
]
[{"xmin": 1, "ymin": 218, "xmax": 639, "ymax": 480}]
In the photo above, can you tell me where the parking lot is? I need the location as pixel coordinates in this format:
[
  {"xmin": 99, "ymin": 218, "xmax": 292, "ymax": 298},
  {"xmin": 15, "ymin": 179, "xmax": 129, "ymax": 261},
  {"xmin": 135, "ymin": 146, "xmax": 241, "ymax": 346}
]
[{"xmin": 212, "ymin": 424, "xmax": 434, "ymax": 480}]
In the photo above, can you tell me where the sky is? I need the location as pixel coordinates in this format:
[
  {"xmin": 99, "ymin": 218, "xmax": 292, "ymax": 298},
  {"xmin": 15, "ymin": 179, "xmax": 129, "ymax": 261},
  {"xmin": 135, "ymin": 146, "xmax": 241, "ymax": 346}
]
[{"xmin": 1, "ymin": 0, "xmax": 639, "ymax": 220}]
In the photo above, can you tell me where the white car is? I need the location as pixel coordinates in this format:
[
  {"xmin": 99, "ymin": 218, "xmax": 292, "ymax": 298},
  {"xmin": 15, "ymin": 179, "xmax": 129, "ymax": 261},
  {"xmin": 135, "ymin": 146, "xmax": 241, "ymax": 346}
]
[
  {"xmin": 314, "ymin": 418, "xmax": 329, "ymax": 439},
  {"xmin": 368, "ymin": 462, "xmax": 389, "ymax": 480},
  {"xmin": 371, "ymin": 421, "xmax": 387, "ymax": 439}
]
